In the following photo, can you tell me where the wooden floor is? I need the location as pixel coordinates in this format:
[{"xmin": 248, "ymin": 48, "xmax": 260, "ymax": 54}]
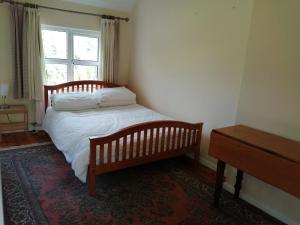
[{"xmin": 0, "ymin": 131, "xmax": 51, "ymax": 149}]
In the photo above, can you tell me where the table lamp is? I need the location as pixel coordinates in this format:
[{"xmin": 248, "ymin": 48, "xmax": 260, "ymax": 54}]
[{"xmin": 0, "ymin": 83, "xmax": 9, "ymax": 109}]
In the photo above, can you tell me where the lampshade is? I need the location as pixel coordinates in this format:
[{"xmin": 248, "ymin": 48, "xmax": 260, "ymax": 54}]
[{"xmin": 0, "ymin": 83, "xmax": 9, "ymax": 96}]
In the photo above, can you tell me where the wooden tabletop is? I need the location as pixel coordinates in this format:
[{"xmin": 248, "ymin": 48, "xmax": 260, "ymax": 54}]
[{"xmin": 213, "ymin": 125, "xmax": 300, "ymax": 164}]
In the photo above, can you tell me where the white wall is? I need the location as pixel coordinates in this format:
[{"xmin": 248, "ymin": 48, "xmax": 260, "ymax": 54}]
[
  {"xmin": 129, "ymin": 0, "xmax": 253, "ymax": 159},
  {"xmin": 129, "ymin": 0, "xmax": 300, "ymax": 224},
  {"xmin": 0, "ymin": 0, "xmax": 132, "ymax": 126},
  {"xmin": 236, "ymin": 0, "xmax": 300, "ymax": 224}
]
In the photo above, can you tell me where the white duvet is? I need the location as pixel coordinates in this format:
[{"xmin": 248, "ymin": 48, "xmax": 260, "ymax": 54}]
[{"xmin": 43, "ymin": 104, "xmax": 170, "ymax": 182}]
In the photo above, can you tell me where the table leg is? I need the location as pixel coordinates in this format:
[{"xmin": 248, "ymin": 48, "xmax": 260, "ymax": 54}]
[
  {"xmin": 234, "ymin": 169, "xmax": 244, "ymax": 198},
  {"xmin": 213, "ymin": 160, "xmax": 226, "ymax": 207}
]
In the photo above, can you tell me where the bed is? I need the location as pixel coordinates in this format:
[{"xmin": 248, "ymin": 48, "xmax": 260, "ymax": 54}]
[{"xmin": 43, "ymin": 80, "xmax": 203, "ymax": 196}]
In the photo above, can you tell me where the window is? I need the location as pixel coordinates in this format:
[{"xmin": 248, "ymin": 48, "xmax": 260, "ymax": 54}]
[{"xmin": 42, "ymin": 26, "xmax": 100, "ymax": 85}]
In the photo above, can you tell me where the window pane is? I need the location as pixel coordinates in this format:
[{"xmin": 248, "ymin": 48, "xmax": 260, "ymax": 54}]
[
  {"xmin": 74, "ymin": 65, "xmax": 98, "ymax": 81},
  {"xmin": 45, "ymin": 64, "xmax": 68, "ymax": 85},
  {"xmin": 42, "ymin": 30, "xmax": 67, "ymax": 59},
  {"xmin": 73, "ymin": 35, "xmax": 98, "ymax": 61}
]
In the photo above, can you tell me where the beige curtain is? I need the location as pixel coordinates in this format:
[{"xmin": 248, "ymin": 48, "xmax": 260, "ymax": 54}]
[
  {"xmin": 23, "ymin": 7, "xmax": 44, "ymax": 124},
  {"xmin": 100, "ymin": 19, "xmax": 120, "ymax": 84},
  {"xmin": 11, "ymin": 4, "xmax": 25, "ymax": 98},
  {"xmin": 23, "ymin": 7, "xmax": 43, "ymax": 101},
  {"xmin": 11, "ymin": 5, "xmax": 44, "ymax": 125}
]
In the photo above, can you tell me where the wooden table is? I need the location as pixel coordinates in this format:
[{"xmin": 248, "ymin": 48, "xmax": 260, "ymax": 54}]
[
  {"xmin": 0, "ymin": 105, "xmax": 28, "ymax": 141},
  {"xmin": 209, "ymin": 125, "xmax": 300, "ymax": 207}
]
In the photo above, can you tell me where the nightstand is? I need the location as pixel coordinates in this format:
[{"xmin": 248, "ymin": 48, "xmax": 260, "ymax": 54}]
[{"xmin": 0, "ymin": 105, "xmax": 28, "ymax": 141}]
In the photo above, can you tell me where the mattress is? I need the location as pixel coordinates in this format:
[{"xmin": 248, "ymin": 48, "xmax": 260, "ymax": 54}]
[{"xmin": 43, "ymin": 104, "xmax": 171, "ymax": 182}]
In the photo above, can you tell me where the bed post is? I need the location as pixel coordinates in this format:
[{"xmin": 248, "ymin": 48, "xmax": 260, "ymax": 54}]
[
  {"xmin": 194, "ymin": 123, "xmax": 203, "ymax": 167},
  {"xmin": 88, "ymin": 141, "xmax": 96, "ymax": 196}
]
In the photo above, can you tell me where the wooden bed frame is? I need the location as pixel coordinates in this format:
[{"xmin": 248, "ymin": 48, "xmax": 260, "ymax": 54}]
[{"xmin": 44, "ymin": 80, "xmax": 203, "ymax": 196}]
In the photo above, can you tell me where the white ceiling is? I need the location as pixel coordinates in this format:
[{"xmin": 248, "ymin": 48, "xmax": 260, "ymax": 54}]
[{"xmin": 64, "ymin": 0, "xmax": 137, "ymax": 13}]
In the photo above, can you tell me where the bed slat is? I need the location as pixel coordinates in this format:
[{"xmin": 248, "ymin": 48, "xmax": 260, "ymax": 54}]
[
  {"xmin": 182, "ymin": 129, "xmax": 186, "ymax": 148},
  {"xmin": 100, "ymin": 144, "xmax": 104, "ymax": 165},
  {"xmin": 142, "ymin": 129, "xmax": 147, "ymax": 157},
  {"xmin": 149, "ymin": 128, "xmax": 154, "ymax": 155},
  {"xmin": 137, "ymin": 131, "xmax": 141, "ymax": 157},
  {"xmin": 161, "ymin": 127, "xmax": 166, "ymax": 152},
  {"xmin": 154, "ymin": 128, "xmax": 160, "ymax": 154},
  {"xmin": 122, "ymin": 136, "xmax": 127, "ymax": 161},
  {"xmin": 187, "ymin": 130, "xmax": 191, "ymax": 147},
  {"xmin": 166, "ymin": 127, "xmax": 171, "ymax": 151},
  {"xmin": 115, "ymin": 139, "xmax": 120, "ymax": 162},
  {"xmin": 172, "ymin": 127, "xmax": 177, "ymax": 150},
  {"xmin": 130, "ymin": 133, "xmax": 134, "ymax": 159},
  {"xmin": 108, "ymin": 142, "xmax": 112, "ymax": 163}
]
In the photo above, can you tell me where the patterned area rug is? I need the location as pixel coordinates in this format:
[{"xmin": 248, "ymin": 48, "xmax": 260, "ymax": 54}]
[{"xmin": 0, "ymin": 145, "xmax": 285, "ymax": 225}]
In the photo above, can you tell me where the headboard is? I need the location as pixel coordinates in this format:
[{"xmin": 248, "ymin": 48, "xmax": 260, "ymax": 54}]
[{"xmin": 44, "ymin": 80, "xmax": 122, "ymax": 112}]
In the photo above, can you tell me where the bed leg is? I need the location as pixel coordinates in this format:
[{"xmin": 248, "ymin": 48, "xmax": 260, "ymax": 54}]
[
  {"xmin": 194, "ymin": 126, "xmax": 202, "ymax": 168},
  {"xmin": 88, "ymin": 172, "xmax": 96, "ymax": 197},
  {"xmin": 194, "ymin": 148, "xmax": 200, "ymax": 168},
  {"xmin": 89, "ymin": 142, "xmax": 97, "ymax": 197}
]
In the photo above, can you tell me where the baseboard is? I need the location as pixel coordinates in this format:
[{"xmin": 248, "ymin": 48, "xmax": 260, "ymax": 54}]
[
  {"xmin": 1, "ymin": 127, "xmax": 43, "ymax": 134},
  {"xmin": 199, "ymin": 157, "xmax": 217, "ymax": 171},
  {"xmin": 199, "ymin": 158, "xmax": 299, "ymax": 225},
  {"xmin": 0, "ymin": 142, "xmax": 52, "ymax": 151},
  {"xmin": 1, "ymin": 130, "xmax": 26, "ymax": 134}
]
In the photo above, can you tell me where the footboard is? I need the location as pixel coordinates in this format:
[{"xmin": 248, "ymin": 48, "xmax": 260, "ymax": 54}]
[{"xmin": 88, "ymin": 120, "xmax": 203, "ymax": 196}]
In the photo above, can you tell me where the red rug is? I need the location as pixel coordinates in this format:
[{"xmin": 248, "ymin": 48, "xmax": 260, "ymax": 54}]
[{"xmin": 0, "ymin": 145, "xmax": 285, "ymax": 225}]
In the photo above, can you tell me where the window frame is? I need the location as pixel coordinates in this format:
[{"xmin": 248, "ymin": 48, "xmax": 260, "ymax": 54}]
[{"xmin": 42, "ymin": 25, "xmax": 101, "ymax": 83}]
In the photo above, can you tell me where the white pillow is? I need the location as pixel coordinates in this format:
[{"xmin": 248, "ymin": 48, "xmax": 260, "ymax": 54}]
[
  {"xmin": 51, "ymin": 92, "xmax": 99, "ymax": 111},
  {"xmin": 94, "ymin": 87, "xmax": 136, "ymax": 107}
]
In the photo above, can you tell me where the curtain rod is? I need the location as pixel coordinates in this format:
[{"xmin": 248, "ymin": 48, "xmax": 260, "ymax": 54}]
[{"xmin": 1, "ymin": 0, "xmax": 129, "ymax": 22}]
